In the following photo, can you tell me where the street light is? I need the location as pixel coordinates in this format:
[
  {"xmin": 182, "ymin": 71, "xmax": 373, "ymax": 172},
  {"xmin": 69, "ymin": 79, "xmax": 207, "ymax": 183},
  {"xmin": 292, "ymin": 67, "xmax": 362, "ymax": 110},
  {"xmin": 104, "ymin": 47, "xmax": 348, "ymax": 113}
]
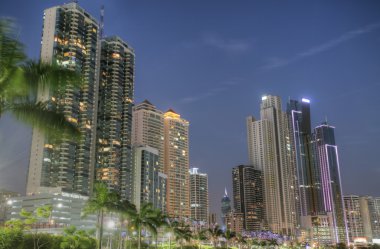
[
  {"xmin": 106, "ymin": 220, "xmax": 116, "ymax": 249},
  {"xmin": 107, "ymin": 220, "xmax": 115, "ymax": 229}
]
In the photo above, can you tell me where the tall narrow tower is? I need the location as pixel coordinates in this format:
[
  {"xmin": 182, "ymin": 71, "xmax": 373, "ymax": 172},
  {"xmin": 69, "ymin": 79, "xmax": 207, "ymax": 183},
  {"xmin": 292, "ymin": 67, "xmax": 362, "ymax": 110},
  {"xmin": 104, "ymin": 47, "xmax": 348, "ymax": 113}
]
[
  {"xmin": 287, "ymin": 99, "xmax": 324, "ymax": 229},
  {"xmin": 164, "ymin": 109, "xmax": 190, "ymax": 218},
  {"xmin": 96, "ymin": 36, "xmax": 135, "ymax": 200},
  {"xmin": 246, "ymin": 95, "xmax": 297, "ymax": 236},
  {"xmin": 314, "ymin": 122, "xmax": 348, "ymax": 243},
  {"xmin": 27, "ymin": 3, "xmax": 100, "ymax": 196},
  {"xmin": 189, "ymin": 168, "xmax": 209, "ymax": 224}
]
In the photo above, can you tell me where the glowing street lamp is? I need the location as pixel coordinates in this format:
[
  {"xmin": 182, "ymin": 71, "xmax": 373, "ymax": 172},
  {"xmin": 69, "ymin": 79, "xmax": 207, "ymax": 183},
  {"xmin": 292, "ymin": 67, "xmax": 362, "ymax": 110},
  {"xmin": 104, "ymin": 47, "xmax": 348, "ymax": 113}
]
[{"xmin": 107, "ymin": 220, "xmax": 115, "ymax": 229}]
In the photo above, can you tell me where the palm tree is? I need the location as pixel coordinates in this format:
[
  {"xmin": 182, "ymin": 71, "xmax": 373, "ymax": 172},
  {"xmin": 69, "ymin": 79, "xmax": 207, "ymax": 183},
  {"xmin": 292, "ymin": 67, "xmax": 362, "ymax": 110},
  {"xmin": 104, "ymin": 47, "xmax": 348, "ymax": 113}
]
[
  {"xmin": 208, "ymin": 225, "xmax": 223, "ymax": 248},
  {"xmin": 114, "ymin": 199, "xmax": 136, "ymax": 249},
  {"xmin": 224, "ymin": 229, "xmax": 236, "ymax": 249},
  {"xmin": 192, "ymin": 228, "xmax": 207, "ymax": 249},
  {"xmin": 124, "ymin": 202, "xmax": 160, "ymax": 249},
  {"xmin": 173, "ymin": 222, "xmax": 192, "ymax": 249},
  {"xmin": 152, "ymin": 210, "xmax": 167, "ymax": 249},
  {"xmin": 83, "ymin": 182, "xmax": 120, "ymax": 249},
  {"xmin": 235, "ymin": 234, "xmax": 246, "ymax": 249},
  {"xmin": 0, "ymin": 19, "xmax": 80, "ymax": 137}
]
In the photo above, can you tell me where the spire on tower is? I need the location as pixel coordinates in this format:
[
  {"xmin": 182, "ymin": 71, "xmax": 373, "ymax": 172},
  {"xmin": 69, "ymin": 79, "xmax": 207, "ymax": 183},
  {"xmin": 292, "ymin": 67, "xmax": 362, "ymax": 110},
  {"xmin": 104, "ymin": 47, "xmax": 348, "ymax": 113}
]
[
  {"xmin": 100, "ymin": 5, "xmax": 105, "ymax": 39},
  {"xmin": 224, "ymin": 187, "xmax": 228, "ymax": 197}
]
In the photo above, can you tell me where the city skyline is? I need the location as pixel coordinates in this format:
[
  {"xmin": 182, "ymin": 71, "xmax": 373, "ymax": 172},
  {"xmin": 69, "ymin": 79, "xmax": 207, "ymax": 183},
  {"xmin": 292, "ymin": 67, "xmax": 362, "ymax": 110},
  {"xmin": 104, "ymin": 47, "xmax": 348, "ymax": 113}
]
[{"xmin": 1, "ymin": 0, "xmax": 380, "ymax": 218}]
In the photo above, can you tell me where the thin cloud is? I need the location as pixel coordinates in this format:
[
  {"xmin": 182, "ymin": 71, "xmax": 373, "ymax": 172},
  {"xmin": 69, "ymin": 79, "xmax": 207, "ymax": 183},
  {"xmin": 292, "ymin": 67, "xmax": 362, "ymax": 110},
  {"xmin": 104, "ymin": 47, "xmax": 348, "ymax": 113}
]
[
  {"xmin": 180, "ymin": 79, "xmax": 242, "ymax": 103},
  {"xmin": 202, "ymin": 34, "xmax": 251, "ymax": 52},
  {"xmin": 262, "ymin": 22, "xmax": 380, "ymax": 69},
  {"xmin": 181, "ymin": 34, "xmax": 252, "ymax": 53}
]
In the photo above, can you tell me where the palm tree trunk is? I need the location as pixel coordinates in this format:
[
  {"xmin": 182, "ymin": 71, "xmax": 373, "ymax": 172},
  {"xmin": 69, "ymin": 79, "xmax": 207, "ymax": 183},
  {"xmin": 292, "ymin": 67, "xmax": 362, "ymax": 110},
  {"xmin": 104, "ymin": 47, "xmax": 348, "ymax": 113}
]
[
  {"xmin": 138, "ymin": 227, "xmax": 141, "ymax": 249},
  {"xmin": 99, "ymin": 210, "xmax": 104, "ymax": 249},
  {"xmin": 155, "ymin": 234, "xmax": 158, "ymax": 249}
]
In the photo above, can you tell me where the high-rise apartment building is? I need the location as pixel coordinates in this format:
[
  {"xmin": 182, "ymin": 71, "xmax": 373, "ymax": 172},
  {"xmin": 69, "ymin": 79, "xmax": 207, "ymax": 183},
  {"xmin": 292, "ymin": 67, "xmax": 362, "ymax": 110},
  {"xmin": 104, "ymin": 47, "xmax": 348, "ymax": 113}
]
[
  {"xmin": 27, "ymin": 3, "xmax": 100, "ymax": 196},
  {"xmin": 132, "ymin": 100, "xmax": 165, "ymax": 172},
  {"xmin": 232, "ymin": 165, "xmax": 264, "ymax": 232},
  {"xmin": 189, "ymin": 168, "xmax": 209, "ymax": 224},
  {"xmin": 133, "ymin": 146, "xmax": 166, "ymax": 212},
  {"xmin": 164, "ymin": 109, "xmax": 190, "ymax": 218},
  {"xmin": 314, "ymin": 122, "xmax": 348, "ymax": 243},
  {"xmin": 246, "ymin": 95, "xmax": 297, "ymax": 236},
  {"xmin": 96, "ymin": 36, "xmax": 135, "ymax": 200}
]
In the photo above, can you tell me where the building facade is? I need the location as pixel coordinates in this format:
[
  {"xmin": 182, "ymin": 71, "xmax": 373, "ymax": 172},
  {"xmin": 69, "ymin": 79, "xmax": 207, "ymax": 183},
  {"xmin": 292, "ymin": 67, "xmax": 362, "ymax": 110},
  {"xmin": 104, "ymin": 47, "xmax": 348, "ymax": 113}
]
[
  {"xmin": 132, "ymin": 100, "xmax": 165, "ymax": 172},
  {"xmin": 232, "ymin": 165, "xmax": 264, "ymax": 232},
  {"xmin": 344, "ymin": 195, "xmax": 380, "ymax": 244},
  {"xmin": 164, "ymin": 109, "xmax": 190, "ymax": 218},
  {"xmin": 344, "ymin": 195, "xmax": 366, "ymax": 243},
  {"xmin": 189, "ymin": 168, "xmax": 209, "ymax": 224},
  {"xmin": 27, "ymin": 3, "xmax": 100, "ymax": 196},
  {"xmin": 133, "ymin": 146, "xmax": 166, "ymax": 212},
  {"xmin": 369, "ymin": 197, "xmax": 380, "ymax": 241},
  {"xmin": 246, "ymin": 95, "xmax": 297, "ymax": 236},
  {"xmin": 6, "ymin": 188, "xmax": 96, "ymax": 233},
  {"xmin": 96, "ymin": 36, "xmax": 135, "ymax": 200}
]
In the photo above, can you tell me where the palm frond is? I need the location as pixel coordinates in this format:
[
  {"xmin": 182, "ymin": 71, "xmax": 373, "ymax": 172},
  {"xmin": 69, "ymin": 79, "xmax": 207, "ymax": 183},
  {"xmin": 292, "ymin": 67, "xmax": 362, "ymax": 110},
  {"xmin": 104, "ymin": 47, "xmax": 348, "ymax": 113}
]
[
  {"xmin": 0, "ymin": 19, "xmax": 26, "ymax": 68},
  {"xmin": 6, "ymin": 101, "xmax": 80, "ymax": 137},
  {"xmin": 21, "ymin": 60, "xmax": 82, "ymax": 95},
  {"xmin": 0, "ymin": 19, "xmax": 26, "ymax": 95}
]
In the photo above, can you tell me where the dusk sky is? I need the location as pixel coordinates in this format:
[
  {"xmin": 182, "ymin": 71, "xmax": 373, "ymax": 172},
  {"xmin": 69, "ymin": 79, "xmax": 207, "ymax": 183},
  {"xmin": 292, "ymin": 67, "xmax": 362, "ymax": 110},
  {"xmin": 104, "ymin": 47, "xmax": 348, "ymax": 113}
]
[{"xmin": 1, "ymin": 0, "xmax": 380, "ymax": 216}]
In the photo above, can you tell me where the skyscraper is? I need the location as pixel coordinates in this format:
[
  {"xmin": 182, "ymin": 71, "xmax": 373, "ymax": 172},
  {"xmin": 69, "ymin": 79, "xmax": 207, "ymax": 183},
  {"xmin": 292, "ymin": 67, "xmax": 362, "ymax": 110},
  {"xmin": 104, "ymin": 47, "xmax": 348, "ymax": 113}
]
[
  {"xmin": 246, "ymin": 95, "xmax": 297, "ymax": 236},
  {"xmin": 133, "ymin": 145, "xmax": 166, "ymax": 212},
  {"xmin": 189, "ymin": 168, "xmax": 209, "ymax": 224},
  {"xmin": 287, "ymin": 98, "xmax": 324, "ymax": 218},
  {"xmin": 221, "ymin": 188, "xmax": 232, "ymax": 226},
  {"xmin": 27, "ymin": 3, "xmax": 100, "ymax": 196},
  {"xmin": 96, "ymin": 36, "xmax": 135, "ymax": 200},
  {"xmin": 164, "ymin": 109, "xmax": 190, "ymax": 218},
  {"xmin": 314, "ymin": 122, "xmax": 348, "ymax": 243},
  {"xmin": 232, "ymin": 165, "xmax": 264, "ymax": 232},
  {"xmin": 132, "ymin": 100, "xmax": 165, "ymax": 172}
]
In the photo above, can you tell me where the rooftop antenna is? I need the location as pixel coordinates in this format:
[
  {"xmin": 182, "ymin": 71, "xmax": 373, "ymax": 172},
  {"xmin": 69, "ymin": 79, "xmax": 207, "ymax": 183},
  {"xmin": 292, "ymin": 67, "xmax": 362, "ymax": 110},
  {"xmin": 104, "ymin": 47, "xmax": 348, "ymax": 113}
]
[
  {"xmin": 100, "ymin": 5, "xmax": 105, "ymax": 39},
  {"xmin": 325, "ymin": 116, "xmax": 328, "ymax": 124},
  {"xmin": 224, "ymin": 187, "xmax": 228, "ymax": 197}
]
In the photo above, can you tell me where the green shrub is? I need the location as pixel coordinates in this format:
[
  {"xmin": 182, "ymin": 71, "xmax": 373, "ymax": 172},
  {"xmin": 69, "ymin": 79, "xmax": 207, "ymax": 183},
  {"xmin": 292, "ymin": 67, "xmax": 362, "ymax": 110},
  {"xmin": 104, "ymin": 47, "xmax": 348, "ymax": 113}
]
[{"xmin": 0, "ymin": 228, "xmax": 23, "ymax": 249}]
